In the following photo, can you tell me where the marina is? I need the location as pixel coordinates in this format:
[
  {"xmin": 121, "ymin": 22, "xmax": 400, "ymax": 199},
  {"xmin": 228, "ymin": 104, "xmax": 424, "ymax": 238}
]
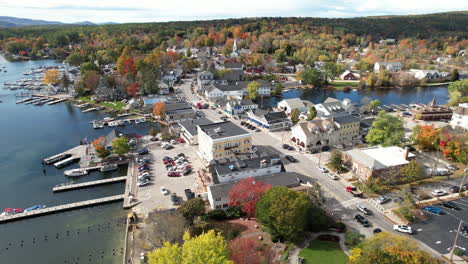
[
  {"xmin": 53, "ymin": 176, "xmax": 128, "ymax": 192},
  {"xmin": 0, "ymin": 195, "xmax": 125, "ymax": 224}
]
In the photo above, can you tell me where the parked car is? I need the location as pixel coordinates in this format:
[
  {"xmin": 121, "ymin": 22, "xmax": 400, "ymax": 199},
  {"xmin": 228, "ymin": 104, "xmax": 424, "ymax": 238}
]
[
  {"xmin": 376, "ymin": 196, "xmax": 391, "ymax": 204},
  {"xmin": 321, "ymin": 146, "xmax": 330, "ymax": 151},
  {"xmin": 138, "ymin": 148, "xmax": 149, "ymax": 155},
  {"xmin": 357, "ymin": 205, "xmax": 371, "ymax": 215},
  {"xmin": 439, "ymin": 201, "xmax": 460, "ymax": 210},
  {"xmin": 167, "ymin": 172, "xmax": 180, "ymax": 177},
  {"xmin": 393, "ymin": 225, "xmax": 412, "ymax": 234},
  {"xmin": 317, "ymin": 166, "xmax": 328, "ymax": 173},
  {"xmin": 160, "ymin": 187, "xmax": 170, "ymax": 195},
  {"xmin": 462, "ymin": 225, "xmax": 468, "ymax": 235},
  {"xmin": 328, "ymin": 172, "xmax": 338, "ymax": 180},
  {"xmin": 171, "ymin": 193, "xmax": 179, "ymax": 204},
  {"xmin": 176, "ymin": 153, "xmax": 185, "ymax": 158},
  {"xmin": 449, "ymin": 186, "xmax": 460, "ymax": 193},
  {"xmin": 138, "ymin": 179, "xmax": 150, "ymax": 187},
  {"xmin": 255, "ymin": 128, "xmax": 261, "ymax": 132},
  {"xmin": 373, "ymin": 228, "xmax": 382, "ymax": 234},
  {"xmin": 162, "ymin": 156, "xmax": 172, "ymax": 161},
  {"xmin": 447, "ymin": 164, "xmax": 459, "ymax": 171},
  {"xmin": 355, "ymin": 214, "xmax": 370, "ymax": 227},
  {"xmin": 163, "ymin": 159, "xmax": 174, "ymax": 164},
  {"xmin": 164, "ymin": 144, "xmax": 174, "ymax": 150},
  {"xmin": 282, "ymin": 144, "xmax": 289, "ymax": 149},
  {"xmin": 287, "ymin": 145, "xmax": 294, "ymax": 151},
  {"xmin": 431, "ymin": 189, "xmax": 447, "ymax": 197},
  {"xmin": 184, "ymin": 189, "xmax": 195, "ymax": 200},
  {"xmin": 285, "ymin": 155, "xmax": 297, "ymax": 162},
  {"xmin": 423, "ymin": 206, "xmax": 443, "ymax": 215},
  {"xmin": 183, "ymin": 168, "xmax": 192, "ymax": 175}
]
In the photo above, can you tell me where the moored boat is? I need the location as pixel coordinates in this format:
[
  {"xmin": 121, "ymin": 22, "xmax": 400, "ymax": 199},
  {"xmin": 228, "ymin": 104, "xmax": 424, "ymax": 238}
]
[
  {"xmin": 24, "ymin": 205, "xmax": 46, "ymax": 212},
  {"xmin": 100, "ymin": 164, "xmax": 118, "ymax": 172},
  {"xmin": 64, "ymin": 169, "xmax": 88, "ymax": 177}
]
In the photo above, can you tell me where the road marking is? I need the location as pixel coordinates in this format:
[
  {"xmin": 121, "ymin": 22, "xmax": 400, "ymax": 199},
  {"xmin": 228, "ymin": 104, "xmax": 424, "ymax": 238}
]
[
  {"xmin": 417, "ymin": 228, "xmax": 423, "ymax": 232},
  {"xmin": 341, "ymin": 198, "xmax": 361, "ymax": 207},
  {"xmin": 452, "ymin": 201, "xmax": 468, "ymax": 207},
  {"xmin": 436, "ymin": 241, "xmax": 441, "ymax": 244},
  {"xmin": 457, "ymin": 245, "xmax": 466, "ymax": 250}
]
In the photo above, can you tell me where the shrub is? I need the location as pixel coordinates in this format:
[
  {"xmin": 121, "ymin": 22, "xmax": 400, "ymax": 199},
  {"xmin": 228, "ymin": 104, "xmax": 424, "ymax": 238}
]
[
  {"xmin": 226, "ymin": 206, "xmax": 243, "ymax": 219},
  {"xmin": 226, "ymin": 229, "xmax": 240, "ymax": 240},
  {"xmin": 345, "ymin": 231, "xmax": 365, "ymax": 249},
  {"xmin": 454, "ymin": 248, "xmax": 464, "ymax": 256},
  {"xmin": 206, "ymin": 209, "xmax": 227, "ymax": 221}
]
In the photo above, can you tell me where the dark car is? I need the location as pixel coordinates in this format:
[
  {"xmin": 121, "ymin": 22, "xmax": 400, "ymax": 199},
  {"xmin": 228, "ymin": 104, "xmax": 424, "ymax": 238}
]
[
  {"xmin": 449, "ymin": 186, "xmax": 460, "ymax": 193},
  {"xmin": 321, "ymin": 146, "xmax": 330, "ymax": 151},
  {"xmin": 171, "ymin": 193, "xmax": 178, "ymax": 204},
  {"xmin": 183, "ymin": 168, "xmax": 192, "ymax": 175},
  {"xmin": 138, "ymin": 148, "xmax": 149, "ymax": 155},
  {"xmin": 373, "ymin": 228, "xmax": 382, "ymax": 234},
  {"xmin": 404, "ymin": 145, "xmax": 416, "ymax": 151},
  {"xmin": 440, "ymin": 201, "xmax": 460, "ymax": 210},
  {"xmin": 176, "ymin": 153, "xmax": 185, "ymax": 158},
  {"xmin": 287, "ymin": 145, "xmax": 295, "ymax": 151},
  {"xmin": 355, "ymin": 214, "xmax": 370, "ymax": 227},
  {"xmin": 184, "ymin": 189, "xmax": 195, "ymax": 200},
  {"xmin": 162, "ymin": 156, "xmax": 172, "ymax": 161},
  {"xmin": 285, "ymin": 155, "xmax": 297, "ymax": 162},
  {"xmin": 282, "ymin": 144, "xmax": 289, "ymax": 149},
  {"xmin": 241, "ymin": 121, "xmax": 246, "ymax": 126},
  {"xmin": 463, "ymin": 183, "xmax": 468, "ymax": 191},
  {"xmin": 462, "ymin": 225, "xmax": 468, "ymax": 235}
]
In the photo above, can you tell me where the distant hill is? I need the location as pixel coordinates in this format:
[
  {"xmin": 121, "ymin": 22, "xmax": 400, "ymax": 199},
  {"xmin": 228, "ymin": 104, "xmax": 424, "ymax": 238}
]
[{"xmin": 0, "ymin": 16, "xmax": 64, "ymax": 27}]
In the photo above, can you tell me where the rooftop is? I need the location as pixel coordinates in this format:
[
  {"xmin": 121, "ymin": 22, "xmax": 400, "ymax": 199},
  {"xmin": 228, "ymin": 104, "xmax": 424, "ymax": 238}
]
[
  {"xmin": 334, "ymin": 115, "xmax": 360, "ymax": 125},
  {"xmin": 178, "ymin": 118, "xmax": 213, "ymax": 136},
  {"xmin": 345, "ymin": 146, "xmax": 415, "ymax": 170},
  {"xmin": 198, "ymin": 121, "xmax": 250, "ymax": 140},
  {"xmin": 212, "ymin": 155, "xmax": 282, "ymax": 177}
]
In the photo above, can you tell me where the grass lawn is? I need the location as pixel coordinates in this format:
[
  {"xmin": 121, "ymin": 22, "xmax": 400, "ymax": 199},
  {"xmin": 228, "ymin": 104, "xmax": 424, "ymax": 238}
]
[
  {"xmin": 77, "ymin": 96, "xmax": 126, "ymax": 111},
  {"xmin": 299, "ymin": 240, "xmax": 348, "ymax": 264},
  {"xmin": 329, "ymin": 81, "xmax": 358, "ymax": 90}
]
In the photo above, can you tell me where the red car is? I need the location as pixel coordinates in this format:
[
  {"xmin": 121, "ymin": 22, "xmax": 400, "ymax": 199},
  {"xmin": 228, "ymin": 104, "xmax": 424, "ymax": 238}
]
[
  {"xmin": 177, "ymin": 138, "xmax": 185, "ymax": 143},
  {"xmin": 163, "ymin": 159, "xmax": 174, "ymax": 165},
  {"xmin": 167, "ymin": 172, "xmax": 180, "ymax": 177}
]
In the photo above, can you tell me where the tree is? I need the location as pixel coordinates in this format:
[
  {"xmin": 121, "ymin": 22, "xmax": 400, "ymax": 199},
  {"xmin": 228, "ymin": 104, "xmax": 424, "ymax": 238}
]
[
  {"xmin": 65, "ymin": 52, "xmax": 84, "ymax": 66},
  {"xmin": 43, "ymin": 69, "xmax": 60, "ymax": 85},
  {"xmin": 291, "ymin": 108, "xmax": 300, "ymax": 124},
  {"xmin": 348, "ymin": 232, "xmax": 444, "ymax": 264},
  {"xmin": 140, "ymin": 209, "xmax": 187, "ymax": 250},
  {"xmin": 328, "ymin": 150, "xmax": 343, "ymax": 172},
  {"xmin": 179, "ymin": 198, "xmax": 205, "ymax": 222},
  {"xmin": 228, "ymin": 177, "xmax": 271, "ymax": 218},
  {"xmin": 400, "ymin": 160, "xmax": 424, "ymax": 183},
  {"xmin": 80, "ymin": 62, "xmax": 99, "ymax": 76},
  {"xmin": 61, "ymin": 72, "xmax": 70, "ymax": 90},
  {"xmin": 247, "ymin": 81, "xmax": 259, "ymax": 100},
  {"xmin": 369, "ymin": 99, "xmax": 382, "ymax": 110},
  {"xmin": 307, "ymin": 106, "xmax": 317, "ymax": 121},
  {"xmin": 153, "ymin": 101, "xmax": 166, "ymax": 118},
  {"xmin": 301, "ymin": 68, "xmax": 323, "ymax": 86},
  {"xmin": 229, "ymin": 237, "xmax": 271, "ymax": 264},
  {"xmin": 117, "ymin": 47, "xmax": 131, "ymax": 75},
  {"xmin": 92, "ymin": 136, "xmax": 111, "ymax": 159},
  {"xmin": 127, "ymin": 82, "xmax": 140, "ymax": 97},
  {"xmin": 271, "ymin": 82, "xmax": 283, "ymax": 95},
  {"xmin": 255, "ymin": 187, "xmax": 309, "ymax": 241},
  {"xmin": 412, "ymin": 124, "xmax": 441, "ymax": 151},
  {"xmin": 448, "ymin": 80, "xmax": 468, "ymax": 105},
  {"xmin": 148, "ymin": 230, "xmax": 233, "ymax": 264},
  {"xmin": 83, "ymin": 70, "xmax": 100, "ymax": 91},
  {"xmin": 450, "ymin": 69, "xmax": 460, "ymax": 82},
  {"xmin": 366, "ymin": 111, "xmax": 404, "ymax": 146},
  {"xmin": 149, "ymin": 127, "xmax": 158, "ymax": 137},
  {"xmin": 111, "ymin": 137, "xmax": 130, "ymax": 156},
  {"xmin": 321, "ymin": 62, "xmax": 339, "ymax": 83}
]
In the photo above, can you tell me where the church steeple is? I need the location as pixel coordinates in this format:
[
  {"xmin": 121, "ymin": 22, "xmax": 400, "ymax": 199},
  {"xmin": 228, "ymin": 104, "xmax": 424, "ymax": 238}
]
[{"xmin": 233, "ymin": 39, "xmax": 237, "ymax": 52}]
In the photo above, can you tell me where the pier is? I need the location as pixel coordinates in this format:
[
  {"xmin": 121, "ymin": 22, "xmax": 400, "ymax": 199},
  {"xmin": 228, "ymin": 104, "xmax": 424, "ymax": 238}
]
[
  {"xmin": 123, "ymin": 160, "xmax": 139, "ymax": 209},
  {"xmin": 53, "ymin": 176, "xmax": 127, "ymax": 192},
  {"xmin": 43, "ymin": 145, "xmax": 86, "ymax": 167},
  {"xmin": 0, "ymin": 195, "xmax": 124, "ymax": 224}
]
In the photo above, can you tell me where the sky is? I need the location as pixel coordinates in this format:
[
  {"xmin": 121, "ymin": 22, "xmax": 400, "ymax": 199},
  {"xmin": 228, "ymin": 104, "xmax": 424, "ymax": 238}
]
[{"xmin": 0, "ymin": 0, "xmax": 467, "ymax": 23}]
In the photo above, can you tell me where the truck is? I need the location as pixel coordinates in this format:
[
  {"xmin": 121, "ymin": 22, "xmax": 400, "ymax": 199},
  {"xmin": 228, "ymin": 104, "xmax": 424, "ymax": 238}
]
[{"xmin": 346, "ymin": 186, "xmax": 363, "ymax": 198}]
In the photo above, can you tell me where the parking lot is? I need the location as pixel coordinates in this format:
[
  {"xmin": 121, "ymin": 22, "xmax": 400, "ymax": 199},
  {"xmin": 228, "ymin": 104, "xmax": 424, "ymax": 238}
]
[
  {"xmin": 411, "ymin": 197, "xmax": 468, "ymax": 255},
  {"xmin": 133, "ymin": 142, "xmax": 204, "ymax": 215}
]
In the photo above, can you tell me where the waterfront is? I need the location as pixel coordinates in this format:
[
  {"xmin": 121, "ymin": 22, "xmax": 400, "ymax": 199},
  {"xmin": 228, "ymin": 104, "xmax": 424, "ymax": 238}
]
[{"xmin": 0, "ymin": 56, "xmax": 156, "ymax": 264}]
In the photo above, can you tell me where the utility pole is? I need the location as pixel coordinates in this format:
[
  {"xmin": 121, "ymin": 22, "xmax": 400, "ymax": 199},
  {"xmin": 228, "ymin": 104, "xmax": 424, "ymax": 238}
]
[
  {"xmin": 450, "ymin": 220, "xmax": 463, "ymax": 261},
  {"xmin": 459, "ymin": 169, "xmax": 468, "ymax": 194}
]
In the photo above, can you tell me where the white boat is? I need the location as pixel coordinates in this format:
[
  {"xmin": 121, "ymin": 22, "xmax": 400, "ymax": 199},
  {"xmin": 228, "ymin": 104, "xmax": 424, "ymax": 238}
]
[
  {"xmin": 100, "ymin": 164, "xmax": 118, "ymax": 172},
  {"xmin": 64, "ymin": 169, "xmax": 88, "ymax": 177},
  {"xmin": 103, "ymin": 117, "xmax": 114, "ymax": 122}
]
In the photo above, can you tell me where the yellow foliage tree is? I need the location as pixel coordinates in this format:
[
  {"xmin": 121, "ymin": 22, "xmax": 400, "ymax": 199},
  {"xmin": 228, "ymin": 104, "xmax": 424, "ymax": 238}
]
[
  {"xmin": 147, "ymin": 230, "xmax": 232, "ymax": 264},
  {"xmin": 348, "ymin": 232, "xmax": 444, "ymax": 264},
  {"xmin": 43, "ymin": 69, "xmax": 60, "ymax": 85},
  {"xmin": 153, "ymin": 102, "xmax": 166, "ymax": 118}
]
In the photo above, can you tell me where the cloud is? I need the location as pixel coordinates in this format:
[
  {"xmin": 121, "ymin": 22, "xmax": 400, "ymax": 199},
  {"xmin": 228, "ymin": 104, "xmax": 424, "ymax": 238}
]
[{"xmin": 0, "ymin": 0, "xmax": 466, "ymax": 23}]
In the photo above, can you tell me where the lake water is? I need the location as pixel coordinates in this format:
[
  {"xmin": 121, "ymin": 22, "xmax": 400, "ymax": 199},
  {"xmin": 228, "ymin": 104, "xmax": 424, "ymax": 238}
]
[{"xmin": 0, "ymin": 56, "xmax": 158, "ymax": 264}]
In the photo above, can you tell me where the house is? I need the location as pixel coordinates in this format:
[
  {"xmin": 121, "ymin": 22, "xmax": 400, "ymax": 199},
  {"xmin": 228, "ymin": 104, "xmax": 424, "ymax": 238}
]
[
  {"xmin": 435, "ymin": 57, "xmax": 450, "ymax": 64},
  {"xmin": 164, "ymin": 102, "xmax": 196, "ymax": 124},
  {"xmin": 158, "ymin": 82, "xmax": 170, "ymax": 95},
  {"xmin": 343, "ymin": 146, "xmax": 415, "ymax": 180},
  {"xmin": 247, "ymin": 80, "xmax": 272, "ymax": 97},
  {"xmin": 210, "ymin": 155, "xmax": 282, "ymax": 184},
  {"xmin": 198, "ymin": 121, "xmax": 252, "ymax": 162},
  {"xmin": 379, "ymin": 39, "xmax": 396, "ymax": 44},
  {"xmin": 161, "ymin": 69, "xmax": 182, "ymax": 86},
  {"xmin": 277, "ymin": 98, "xmax": 309, "ymax": 114},
  {"xmin": 374, "ymin": 62, "xmax": 402, "ymax": 72},
  {"xmin": 450, "ymin": 103, "xmax": 468, "ymax": 130},
  {"xmin": 339, "ymin": 70, "xmax": 359, "ymax": 80},
  {"xmin": 314, "ymin": 62, "xmax": 325, "ymax": 71},
  {"xmin": 314, "ymin": 97, "xmax": 355, "ymax": 118},
  {"xmin": 409, "ymin": 69, "xmax": 441, "ymax": 80},
  {"xmin": 207, "ymin": 172, "xmax": 311, "ymax": 210},
  {"xmin": 197, "ymin": 71, "xmax": 215, "ymax": 91},
  {"xmin": 291, "ymin": 115, "xmax": 360, "ymax": 150},
  {"xmin": 295, "ymin": 64, "xmax": 305, "ymax": 73},
  {"xmin": 178, "ymin": 118, "xmax": 213, "ymax": 145},
  {"xmin": 226, "ymin": 99, "xmax": 258, "ymax": 116},
  {"xmin": 409, "ymin": 98, "xmax": 453, "ymax": 121},
  {"xmin": 247, "ymin": 109, "xmax": 292, "ymax": 131}
]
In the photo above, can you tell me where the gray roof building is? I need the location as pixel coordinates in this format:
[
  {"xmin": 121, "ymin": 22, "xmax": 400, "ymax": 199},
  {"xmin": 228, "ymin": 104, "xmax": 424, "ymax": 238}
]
[{"xmin": 198, "ymin": 121, "xmax": 250, "ymax": 140}]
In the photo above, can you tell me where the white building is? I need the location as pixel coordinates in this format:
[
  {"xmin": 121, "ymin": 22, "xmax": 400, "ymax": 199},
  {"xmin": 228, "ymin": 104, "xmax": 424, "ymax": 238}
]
[
  {"xmin": 247, "ymin": 109, "xmax": 292, "ymax": 131},
  {"xmin": 450, "ymin": 103, "xmax": 468, "ymax": 130},
  {"xmin": 314, "ymin": 97, "xmax": 355, "ymax": 118},
  {"xmin": 374, "ymin": 62, "xmax": 402, "ymax": 72},
  {"xmin": 409, "ymin": 69, "xmax": 442, "ymax": 80},
  {"xmin": 226, "ymin": 99, "xmax": 258, "ymax": 116},
  {"xmin": 277, "ymin": 98, "xmax": 309, "ymax": 114},
  {"xmin": 178, "ymin": 118, "xmax": 213, "ymax": 145}
]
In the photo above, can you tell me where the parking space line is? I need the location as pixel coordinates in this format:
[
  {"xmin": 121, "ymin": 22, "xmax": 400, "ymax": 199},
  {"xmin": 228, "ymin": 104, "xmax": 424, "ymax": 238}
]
[
  {"xmin": 452, "ymin": 201, "xmax": 468, "ymax": 207},
  {"xmin": 442, "ymin": 210, "xmax": 466, "ymax": 223}
]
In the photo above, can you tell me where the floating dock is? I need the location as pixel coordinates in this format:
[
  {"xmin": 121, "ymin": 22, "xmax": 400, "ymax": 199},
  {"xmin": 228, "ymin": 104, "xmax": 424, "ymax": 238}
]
[
  {"xmin": 54, "ymin": 156, "xmax": 80, "ymax": 168},
  {"xmin": 0, "ymin": 195, "xmax": 125, "ymax": 223},
  {"xmin": 53, "ymin": 176, "xmax": 127, "ymax": 192},
  {"xmin": 43, "ymin": 153, "xmax": 72, "ymax": 165}
]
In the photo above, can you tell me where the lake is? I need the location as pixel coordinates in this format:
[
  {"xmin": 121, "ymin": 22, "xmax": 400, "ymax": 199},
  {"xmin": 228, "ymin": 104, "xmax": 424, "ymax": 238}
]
[{"xmin": 0, "ymin": 56, "xmax": 157, "ymax": 264}]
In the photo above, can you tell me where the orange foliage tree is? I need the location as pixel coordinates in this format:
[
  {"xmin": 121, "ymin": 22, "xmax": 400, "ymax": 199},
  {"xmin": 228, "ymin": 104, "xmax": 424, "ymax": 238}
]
[
  {"xmin": 43, "ymin": 69, "xmax": 60, "ymax": 85},
  {"xmin": 152, "ymin": 101, "xmax": 166, "ymax": 118},
  {"xmin": 412, "ymin": 124, "xmax": 441, "ymax": 151},
  {"xmin": 92, "ymin": 137, "xmax": 111, "ymax": 159},
  {"xmin": 127, "ymin": 82, "xmax": 140, "ymax": 97}
]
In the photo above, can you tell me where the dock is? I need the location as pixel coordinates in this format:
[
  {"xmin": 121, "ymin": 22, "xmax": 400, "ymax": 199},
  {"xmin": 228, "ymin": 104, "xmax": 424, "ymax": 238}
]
[
  {"xmin": 44, "ymin": 145, "xmax": 86, "ymax": 168},
  {"xmin": 54, "ymin": 156, "xmax": 80, "ymax": 168},
  {"xmin": 123, "ymin": 160, "xmax": 139, "ymax": 209},
  {"xmin": 0, "ymin": 195, "xmax": 124, "ymax": 224},
  {"xmin": 53, "ymin": 176, "xmax": 127, "ymax": 192}
]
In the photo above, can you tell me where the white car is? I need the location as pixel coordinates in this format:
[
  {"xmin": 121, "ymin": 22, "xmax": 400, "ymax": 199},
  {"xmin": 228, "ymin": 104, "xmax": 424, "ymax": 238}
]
[
  {"xmin": 393, "ymin": 225, "xmax": 413, "ymax": 234},
  {"xmin": 160, "ymin": 187, "xmax": 170, "ymax": 195},
  {"xmin": 328, "ymin": 172, "xmax": 338, "ymax": 180},
  {"xmin": 431, "ymin": 189, "xmax": 447, "ymax": 197},
  {"xmin": 317, "ymin": 166, "xmax": 328, "ymax": 173},
  {"xmin": 138, "ymin": 179, "xmax": 151, "ymax": 187}
]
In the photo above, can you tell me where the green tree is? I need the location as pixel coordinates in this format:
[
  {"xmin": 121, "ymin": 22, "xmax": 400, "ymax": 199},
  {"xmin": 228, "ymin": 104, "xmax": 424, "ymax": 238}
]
[
  {"xmin": 450, "ymin": 69, "xmax": 460, "ymax": 82},
  {"xmin": 61, "ymin": 72, "xmax": 70, "ymax": 90},
  {"xmin": 328, "ymin": 150, "xmax": 343, "ymax": 172},
  {"xmin": 366, "ymin": 111, "xmax": 404, "ymax": 146},
  {"xmin": 400, "ymin": 160, "xmax": 424, "ymax": 182},
  {"xmin": 349, "ymin": 232, "xmax": 443, "ymax": 264},
  {"xmin": 369, "ymin": 99, "xmax": 382, "ymax": 110},
  {"xmin": 345, "ymin": 231, "xmax": 365, "ymax": 249},
  {"xmin": 65, "ymin": 52, "xmax": 84, "ymax": 66},
  {"xmin": 80, "ymin": 62, "xmax": 99, "ymax": 76},
  {"xmin": 271, "ymin": 82, "xmax": 283, "ymax": 95},
  {"xmin": 291, "ymin": 108, "xmax": 300, "ymax": 124},
  {"xmin": 301, "ymin": 68, "xmax": 323, "ymax": 86},
  {"xmin": 322, "ymin": 62, "xmax": 339, "ymax": 83},
  {"xmin": 111, "ymin": 137, "xmax": 130, "ymax": 156},
  {"xmin": 178, "ymin": 198, "xmax": 205, "ymax": 222},
  {"xmin": 147, "ymin": 230, "xmax": 232, "ymax": 264},
  {"xmin": 255, "ymin": 187, "xmax": 309, "ymax": 241},
  {"xmin": 307, "ymin": 106, "xmax": 317, "ymax": 121},
  {"xmin": 247, "ymin": 81, "xmax": 259, "ymax": 100},
  {"xmin": 448, "ymin": 79, "xmax": 468, "ymax": 105}
]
